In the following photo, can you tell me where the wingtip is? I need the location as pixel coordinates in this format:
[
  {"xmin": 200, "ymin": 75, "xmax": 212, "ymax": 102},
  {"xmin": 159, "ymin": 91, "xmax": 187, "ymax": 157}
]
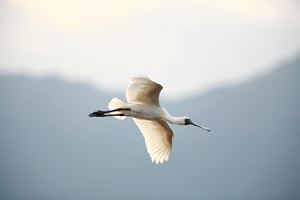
[
  {"xmin": 150, "ymin": 154, "xmax": 169, "ymax": 164},
  {"xmin": 130, "ymin": 75, "xmax": 150, "ymax": 81}
]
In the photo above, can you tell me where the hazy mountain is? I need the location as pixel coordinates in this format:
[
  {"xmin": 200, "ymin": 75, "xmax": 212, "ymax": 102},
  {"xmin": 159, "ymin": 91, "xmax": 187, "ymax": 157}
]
[{"xmin": 0, "ymin": 56, "xmax": 299, "ymax": 200}]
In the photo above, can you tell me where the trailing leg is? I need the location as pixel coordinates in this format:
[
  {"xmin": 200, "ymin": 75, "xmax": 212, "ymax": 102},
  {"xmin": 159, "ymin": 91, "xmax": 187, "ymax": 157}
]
[{"xmin": 89, "ymin": 108, "xmax": 130, "ymax": 117}]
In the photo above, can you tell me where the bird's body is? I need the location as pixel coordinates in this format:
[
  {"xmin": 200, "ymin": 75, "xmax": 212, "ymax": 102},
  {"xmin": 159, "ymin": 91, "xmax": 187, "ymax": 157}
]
[
  {"xmin": 113, "ymin": 102, "xmax": 183, "ymax": 123},
  {"xmin": 123, "ymin": 103, "xmax": 165, "ymax": 120},
  {"xmin": 89, "ymin": 76, "xmax": 210, "ymax": 164}
]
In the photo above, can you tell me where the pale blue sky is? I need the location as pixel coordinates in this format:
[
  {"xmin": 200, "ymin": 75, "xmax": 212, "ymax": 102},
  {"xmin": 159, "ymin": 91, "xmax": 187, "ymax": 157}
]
[{"xmin": 1, "ymin": 0, "xmax": 300, "ymax": 99}]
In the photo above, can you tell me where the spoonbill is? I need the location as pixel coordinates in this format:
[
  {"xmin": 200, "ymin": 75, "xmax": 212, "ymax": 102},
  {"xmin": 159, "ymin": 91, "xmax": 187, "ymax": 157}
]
[{"xmin": 89, "ymin": 76, "xmax": 210, "ymax": 164}]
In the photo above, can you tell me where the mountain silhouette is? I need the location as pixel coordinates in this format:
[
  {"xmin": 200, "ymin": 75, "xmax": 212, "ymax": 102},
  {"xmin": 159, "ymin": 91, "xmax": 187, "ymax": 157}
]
[{"xmin": 0, "ymin": 56, "xmax": 299, "ymax": 199}]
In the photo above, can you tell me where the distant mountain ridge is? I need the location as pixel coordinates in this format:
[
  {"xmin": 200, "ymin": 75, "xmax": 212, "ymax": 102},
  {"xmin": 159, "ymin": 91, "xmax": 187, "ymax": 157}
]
[{"xmin": 0, "ymin": 56, "xmax": 300, "ymax": 200}]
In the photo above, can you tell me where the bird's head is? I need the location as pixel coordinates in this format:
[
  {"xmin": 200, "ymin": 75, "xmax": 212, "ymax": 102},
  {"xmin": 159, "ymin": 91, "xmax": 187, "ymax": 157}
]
[{"xmin": 184, "ymin": 118, "xmax": 211, "ymax": 132}]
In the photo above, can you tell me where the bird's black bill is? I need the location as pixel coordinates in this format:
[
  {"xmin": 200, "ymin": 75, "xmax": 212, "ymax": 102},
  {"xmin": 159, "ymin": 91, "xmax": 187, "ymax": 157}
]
[
  {"xmin": 191, "ymin": 123, "xmax": 211, "ymax": 132},
  {"xmin": 185, "ymin": 118, "xmax": 210, "ymax": 132}
]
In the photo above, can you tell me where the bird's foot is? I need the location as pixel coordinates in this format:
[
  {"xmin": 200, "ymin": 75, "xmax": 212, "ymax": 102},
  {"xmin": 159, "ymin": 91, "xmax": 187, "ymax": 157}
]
[{"xmin": 89, "ymin": 110, "xmax": 106, "ymax": 117}]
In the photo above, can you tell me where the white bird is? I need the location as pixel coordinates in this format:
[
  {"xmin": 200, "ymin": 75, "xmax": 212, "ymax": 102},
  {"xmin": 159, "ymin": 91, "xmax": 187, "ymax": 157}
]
[{"xmin": 89, "ymin": 76, "xmax": 210, "ymax": 164}]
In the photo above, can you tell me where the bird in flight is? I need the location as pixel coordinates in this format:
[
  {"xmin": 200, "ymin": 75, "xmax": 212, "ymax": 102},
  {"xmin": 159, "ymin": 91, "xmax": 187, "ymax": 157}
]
[{"xmin": 89, "ymin": 76, "xmax": 210, "ymax": 164}]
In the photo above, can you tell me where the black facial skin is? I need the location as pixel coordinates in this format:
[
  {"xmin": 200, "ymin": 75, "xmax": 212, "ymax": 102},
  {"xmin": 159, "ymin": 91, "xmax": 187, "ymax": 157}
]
[{"xmin": 184, "ymin": 118, "xmax": 193, "ymax": 125}]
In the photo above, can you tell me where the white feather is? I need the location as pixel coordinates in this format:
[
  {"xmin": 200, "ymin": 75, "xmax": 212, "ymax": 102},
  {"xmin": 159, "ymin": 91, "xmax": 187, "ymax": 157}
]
[
  {"xmin": 133, "ymin": 118, "xmax": 173, "ymax": 164},
  {"xmin": 126, "ymin": 76, "xmax": 162, "ymax": 105},
  {"xmin": 108, "ymin": 97, "xmax": 126, "ymax": 120}
]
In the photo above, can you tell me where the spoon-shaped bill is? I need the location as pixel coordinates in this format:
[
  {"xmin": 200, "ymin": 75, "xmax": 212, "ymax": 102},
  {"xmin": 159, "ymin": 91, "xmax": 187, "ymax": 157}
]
[{"xmin": 191, "ymin": 123, "xmax": 211, "ymax": 132}]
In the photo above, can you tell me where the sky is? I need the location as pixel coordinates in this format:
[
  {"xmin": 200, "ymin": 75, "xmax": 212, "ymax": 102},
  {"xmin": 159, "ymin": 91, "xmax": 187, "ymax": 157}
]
[{"xmin": 0, "ymin": 0, "xmax": 300, "ymax": 99}]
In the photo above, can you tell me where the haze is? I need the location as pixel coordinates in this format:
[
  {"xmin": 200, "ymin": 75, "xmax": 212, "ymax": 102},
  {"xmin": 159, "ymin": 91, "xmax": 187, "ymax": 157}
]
[{"xmin": 1, "ymin": 0, "xmax": 300, "ymax": 99}]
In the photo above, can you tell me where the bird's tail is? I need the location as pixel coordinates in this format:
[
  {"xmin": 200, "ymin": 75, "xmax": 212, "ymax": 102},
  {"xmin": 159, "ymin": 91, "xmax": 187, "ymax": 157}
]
[{"xmin": 108, "ymin": 97, "xmax": 127, "ymax": 120}]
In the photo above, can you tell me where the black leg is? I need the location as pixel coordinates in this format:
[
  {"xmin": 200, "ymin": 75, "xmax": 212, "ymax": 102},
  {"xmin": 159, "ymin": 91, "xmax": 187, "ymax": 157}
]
[
  {"xmin": 89, "ymin": 110, "xmax": 105, "ymax": 117},
  {"xmin": 99, "ymin": 108, "xmax": 130, "ymax": 114},
  {"xmin": 89, "ymin": 108, "xmax": 130, "ymax": 117},
  {"xmin": 101, "ymin": 113, "xmax": 125, "ymax": 117}
]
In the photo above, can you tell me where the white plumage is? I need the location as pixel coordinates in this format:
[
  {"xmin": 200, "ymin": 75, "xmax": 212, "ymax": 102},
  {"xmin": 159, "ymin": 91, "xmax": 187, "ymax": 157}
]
[
  {"xmin": 133, "ymin": 118, "xmax": 173, "ymax": 164},
  {"xmin": 126, "ymin": 76, "xmax": 162, "ymax": 105},
  {"xmin": 89, "ymin": 75, "xmax": 210, "ymax": 164}
]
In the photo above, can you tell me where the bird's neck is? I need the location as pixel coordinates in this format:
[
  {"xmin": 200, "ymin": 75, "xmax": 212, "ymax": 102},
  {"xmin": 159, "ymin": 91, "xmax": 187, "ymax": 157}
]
[
  {"xmin": 170, "ymin": 117, "xmax": 186, "ymax": 125},
  {"xmin": 163, "ymin": 110, "xmax": 185, "ymax": 125}
]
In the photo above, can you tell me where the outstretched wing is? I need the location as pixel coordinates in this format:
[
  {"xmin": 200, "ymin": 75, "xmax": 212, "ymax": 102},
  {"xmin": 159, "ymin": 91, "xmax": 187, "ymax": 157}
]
[
  {"xmin": 133, "ymin": 118, "xmax": 173, "ymax": 164},
  {"xmin": 126, "ymin": 76, "xmax": 162, "ymax": 105}
]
